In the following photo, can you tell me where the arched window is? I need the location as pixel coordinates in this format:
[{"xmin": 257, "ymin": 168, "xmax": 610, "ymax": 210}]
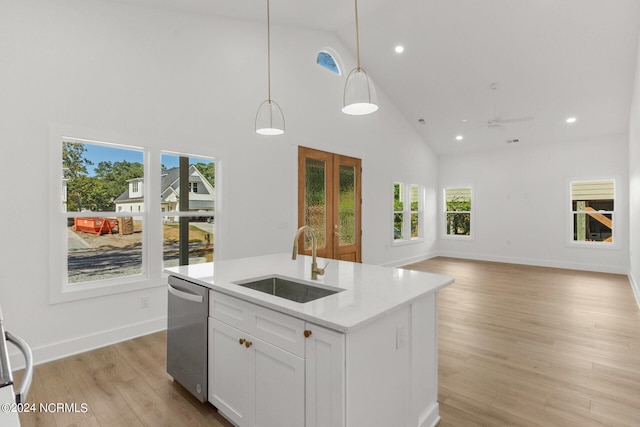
[{"xmin": 317, "ymin": 51, "xmax": 341, "ymax": 75}]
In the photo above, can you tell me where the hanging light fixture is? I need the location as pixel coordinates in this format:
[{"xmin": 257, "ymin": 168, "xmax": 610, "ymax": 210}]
[
  {"xmin": 342, "ymin": 0, "xmax": 378, "ymax": 115},
  {"xmin": 255, "ymin": 0, "xmax": 285, "ymax": 135}
]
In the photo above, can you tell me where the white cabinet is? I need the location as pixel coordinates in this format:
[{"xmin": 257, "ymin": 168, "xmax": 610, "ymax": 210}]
[
  {"xmin": 305, "ymin": 324, "xmax": 345, "ymax": 427},
  {"xmin": 208, "ymin": 318, "xmax": 304, "ymax": 427},
  {"xmin": 208, "ymin": 291, "xmax": 315, "ymax": 427}
]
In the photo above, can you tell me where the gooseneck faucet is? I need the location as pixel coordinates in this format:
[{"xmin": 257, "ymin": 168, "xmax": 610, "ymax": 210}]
[{"xmin": 292, "ymin": 225, "xmax": 327, "ymax": 280}]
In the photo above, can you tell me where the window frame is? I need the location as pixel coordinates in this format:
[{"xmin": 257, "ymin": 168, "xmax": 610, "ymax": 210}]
[
  {"xmin": 393, "ymin": 182, "xmax": 424, "ymax": 245},
  {"xmin": 567, "ymin": 177, "xmax": 617, "ymax": 248},
  {"xmin": 160, "ymin": 151, "xmax": 216, "ymax": 269},
  {"xmin": 442, "ymin": 185, "xmax": 474, "ymax": 239},
  {"xmin": 49, "ymin": 126, "xmax": 219, "ymax": 304}
]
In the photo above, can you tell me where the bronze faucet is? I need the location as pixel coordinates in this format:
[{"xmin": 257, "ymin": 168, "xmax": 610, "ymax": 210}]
[{"xmin": 292, "ymin": 225, "xmax": 327, "ymax": 280}]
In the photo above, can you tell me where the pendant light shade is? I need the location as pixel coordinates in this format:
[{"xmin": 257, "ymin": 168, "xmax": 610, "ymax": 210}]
[
  {"xmin": 342, "ymin": 0, "xmax": 378, "ymax": 115},
  {"xmin": 342, "ymin": 68, "xmax": 378, "ymax": 115},
  {"xmin": 255, "ymin": 99, "xmax": 285, "ymax": 135},
  {"xmin": 255, "ymin": 0, "xmax": 285, "ymax": 136}
]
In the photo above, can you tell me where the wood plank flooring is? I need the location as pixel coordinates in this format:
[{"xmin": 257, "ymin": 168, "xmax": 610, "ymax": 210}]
[
  {"xmin": 14, "ymin": 332, "xmax": 233, "ymax": 427},
  {"xmin": 13, "ymin": 257, "xmax": 640, "ymax": 426},
  {"xmin": 405, "ymin": 257, "xmax": 640, "ymax": 427}
]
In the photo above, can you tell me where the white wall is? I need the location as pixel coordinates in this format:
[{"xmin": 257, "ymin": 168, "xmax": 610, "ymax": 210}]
[
  {"xmin": 0, "ymin": 0, "xmax": 438, "ymax": 365},
  {"xmin": 438, "ymin": 136, "xmax": 630, "ymax": 274},
  {"xmin": 629, "ymin": 34, "xmax": 640, "ymax": 307}
]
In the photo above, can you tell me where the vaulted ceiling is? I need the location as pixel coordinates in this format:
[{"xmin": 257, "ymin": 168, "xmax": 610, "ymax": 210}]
[{"xmin": 107, "ymin": 0, "xmax": 640, "ymax": 155}]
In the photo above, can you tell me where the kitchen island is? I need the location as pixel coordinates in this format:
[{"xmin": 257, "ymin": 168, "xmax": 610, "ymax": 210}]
[{"xmin": 166, "ymin": 253, "xmax": 454, "ymax": 427}]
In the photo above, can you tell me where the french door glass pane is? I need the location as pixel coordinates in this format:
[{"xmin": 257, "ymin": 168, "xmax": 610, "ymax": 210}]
[
  {"xmin": 338, "ymin": 165, "xmax": 356, "ymax": 246},
  {"xmin": 67, "ymin": 216, "xmax": 143, "ymax": 284},
  {"xmin": 304, "ymin": 158, "xmax": 326, "ymax": 250},
  {"xmin": 162, "ymin": 216, "xmax": 214, "ymax": 268}
]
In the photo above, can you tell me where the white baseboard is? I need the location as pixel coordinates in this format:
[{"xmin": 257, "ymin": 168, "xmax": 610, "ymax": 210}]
[
  {"xmin": 8, "ymin": 316, "xmax": 167, "ymax": 370},
  {"xmin": 437, "ymin": 250, "xmax": 628, "ymax": 275},
  {"xmin": 382, "ymin": 252, "xmax": 439, "ymax": 268},
  {"xmin": 418, "ymin": 402, "xmax": 440, "ymax": 427},
  {"xmin": 630, "ymin": 272, "xmax": 640, "ymax": 310}
]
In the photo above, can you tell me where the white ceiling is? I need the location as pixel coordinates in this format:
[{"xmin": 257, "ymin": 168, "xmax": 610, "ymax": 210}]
[{"xmin": 108, "ymin": 0, "xmax": 640, "ymax": 156}]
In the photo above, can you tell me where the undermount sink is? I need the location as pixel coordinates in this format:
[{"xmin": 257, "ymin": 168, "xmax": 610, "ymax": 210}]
[{"xmin": 233, "ymin": 276, "xmax": 341, "ymax": 303}]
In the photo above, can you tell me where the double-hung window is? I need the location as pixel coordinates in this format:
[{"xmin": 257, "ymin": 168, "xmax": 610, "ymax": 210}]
[
  {"xmin": 393, "ymin": 183, "xmax": 423, "ymax": 242},
  {"xmin": 50, "ymin": 134, "xmax": 216, "ymax": 303},
  {"xmin": 444, "ymin": 186, "xmax": 472, "ymax": 237},
  {"xmin": 570, "ymin": 179, "xmax": 614, "ymax": 244}
]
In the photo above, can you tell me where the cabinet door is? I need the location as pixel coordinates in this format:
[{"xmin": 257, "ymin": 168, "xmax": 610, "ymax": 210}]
[
  {"xmin": 305, "ymin": 324, "xmax": 346, "ymax": 427},
  {"xmin": 208, "ymin": 318, "xmax": 254, "ymax": 427},
  {"xmin": 254, "ymin": 339, "xmax": 305, "ymax": 427}
]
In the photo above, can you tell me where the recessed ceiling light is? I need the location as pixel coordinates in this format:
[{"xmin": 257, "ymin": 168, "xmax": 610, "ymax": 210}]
[
  {"xmin": 566, "ymin": 117, "xmax": 577, "ymax": 123},
  {"xmin": 461, "ymin": 119, "xmax": 467, "ymax": 122},
  {"xmin": 395, "ymin": 45, "xmax": 404, "ymax": 54},
  {"xmin": 455, "ymin": 135, "xmax": 463, "ymax": 141}
]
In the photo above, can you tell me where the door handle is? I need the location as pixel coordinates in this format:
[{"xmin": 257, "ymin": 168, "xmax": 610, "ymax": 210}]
[{"xmin": 168, "ymin": 284, "xmax": 204, "ymax": 303}]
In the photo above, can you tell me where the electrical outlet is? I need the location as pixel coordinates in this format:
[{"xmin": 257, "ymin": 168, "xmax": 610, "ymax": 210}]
[{"xmin": 141, "ymin": 296, "xmax": 149, "ymax": 309}]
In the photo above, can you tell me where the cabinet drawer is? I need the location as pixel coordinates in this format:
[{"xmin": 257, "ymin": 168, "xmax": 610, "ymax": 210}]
[{"xmin": 210, "ymin": 290, "xmax": 306, "ymax": 357}]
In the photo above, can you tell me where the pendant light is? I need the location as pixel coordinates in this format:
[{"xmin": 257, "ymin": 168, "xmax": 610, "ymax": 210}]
[
  {"xmin": 342, "ymin": 0, "xmax": 378, "ymax": 115},
  {"xmin": 255, "ymin": 0, "xmax": 285, "ymax": 135}
]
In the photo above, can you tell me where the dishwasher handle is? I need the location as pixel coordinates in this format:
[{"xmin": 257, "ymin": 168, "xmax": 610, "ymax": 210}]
[
  {"xmin": 168, "ymin": 283, "xmax": 204, "ymax": 303},
  {"xmin": 5, "ymin": 331, "xmax": 33, "ymax": 404}
]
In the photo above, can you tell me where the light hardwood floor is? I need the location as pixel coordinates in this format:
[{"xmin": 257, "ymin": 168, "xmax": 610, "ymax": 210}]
[
  {"xmin": 406, "ymin": 257, "xmax": 640, "ymax": 427},
  {"xmin": 14, "ymin": 257, "xmax": 640, "ymax": 426}
]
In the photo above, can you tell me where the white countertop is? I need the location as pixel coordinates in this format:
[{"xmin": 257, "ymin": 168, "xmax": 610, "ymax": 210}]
[{"xmin": 165, "ymin": 253, "xmax": 454, "ymax": 332}]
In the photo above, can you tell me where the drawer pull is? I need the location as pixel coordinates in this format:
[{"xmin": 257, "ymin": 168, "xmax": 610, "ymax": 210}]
[
  {"xmin": 239, "ymin": 338, "xmax": 246, "ymax": 345},
  {"xmin": 245, "ymin": 341, "xmax": 253, "ymax": 348},
  {"xmin": 304, "ymin": 330, "xmax": 312, "ymax": 338}
]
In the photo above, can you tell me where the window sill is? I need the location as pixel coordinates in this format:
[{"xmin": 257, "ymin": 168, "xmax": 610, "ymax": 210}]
[
  {"xmin": 567, "ymin": 241, "xmax": 619, "ymax": 250},
  {"xmin": 50, "ymin": 275, "xmax": 167, "ymax": 304},
  {"xmin": 392, "ymin": 238, "xmax": 424, "ymax": 246},
  {"xmin": 441, "ymin": 234, "xmax": 473, "ymax": 241}
]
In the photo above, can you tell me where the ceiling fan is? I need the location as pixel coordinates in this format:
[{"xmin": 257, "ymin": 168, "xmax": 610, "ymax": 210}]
[{"xmin": 484, "ymin": 83, "xmax": 534, "ymax": 129}]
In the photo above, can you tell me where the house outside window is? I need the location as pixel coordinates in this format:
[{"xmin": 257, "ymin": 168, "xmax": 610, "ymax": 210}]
[
  {"xmin": 393, "ymin": 183, "xmax": 423, "ymax": 242},
  {"xmin": 570, "ymin": 179, "xmax": 615, "ymax": 244},
  {"xmin": 161, "ymin": 154, "xmax": 215, "ymax": 268},
  {"xmin": 444, "ymin": 186, "xmax": 472, "ymax": 237},
  {"xmin": 50, "ymin": 134, "xmax": 217, "ymax": 303}
]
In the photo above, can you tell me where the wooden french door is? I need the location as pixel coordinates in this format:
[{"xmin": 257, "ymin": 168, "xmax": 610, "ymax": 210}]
[{"xmin": 297, "ymin": 146, "xmax": 362, "ymax": 262}]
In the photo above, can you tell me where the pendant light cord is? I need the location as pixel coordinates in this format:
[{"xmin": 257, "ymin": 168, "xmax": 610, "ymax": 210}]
[
  {"xmin": 354, "ymin": 0, "xmax": 361, "ymax": 70},
  {"xmin": 267, "ymin": 0, "xmax": 272, "ymax": 102}
]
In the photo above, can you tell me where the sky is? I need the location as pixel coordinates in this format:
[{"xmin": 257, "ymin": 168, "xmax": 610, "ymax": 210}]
[{"xmin": 82, "ymin": 143, "xmax": 212, "ymax": 176}]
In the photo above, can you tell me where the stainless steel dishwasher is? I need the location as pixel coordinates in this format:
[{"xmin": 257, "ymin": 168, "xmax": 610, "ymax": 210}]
[{"xmin": 167, "ymin": 275, "xmax": 209, "ymax": 402}]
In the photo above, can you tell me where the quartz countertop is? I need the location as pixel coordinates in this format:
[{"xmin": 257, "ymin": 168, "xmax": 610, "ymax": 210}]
[{"xmin": 165, "ymin": 253, "xmax": 454, "ymax": 332}]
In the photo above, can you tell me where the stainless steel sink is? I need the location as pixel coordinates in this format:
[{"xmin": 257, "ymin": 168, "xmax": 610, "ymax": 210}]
[{"xmin": 233, "ymin": 276, "xmax": 341, "ymax": 303}]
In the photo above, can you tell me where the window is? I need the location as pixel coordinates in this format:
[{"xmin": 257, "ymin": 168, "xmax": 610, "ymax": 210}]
[
  {"xmin": 570, "ymin": 179, "xmax": 614, "ymax": 244},
  {"xmin": 444, "ymin": 187, "xmax": 472, "ymax": 237},
  {"xmin": 50, "ymin": 133, "xmax": 217, "ymax": 303},
  {"xmin": 317, "ymin": 51, "xmax": 341, "ymax": 75},
  {"xmin": 393, "ymin": 183, "xmax": 423, "ymax": 242},
  {"xmin": 60, "ymin": 140, "xmax": 145, "ymax": 287},
  {"xmin": 161, "ymin": 154, "xmax": 215, "ymax": 269}
]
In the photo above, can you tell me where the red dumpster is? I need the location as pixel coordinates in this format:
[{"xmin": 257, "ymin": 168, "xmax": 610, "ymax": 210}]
[{"xmin": 74, "ymin": 217, "xmax": 118, "ymax": 235}]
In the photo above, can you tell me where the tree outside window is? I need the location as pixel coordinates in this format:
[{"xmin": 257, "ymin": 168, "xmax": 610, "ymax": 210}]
[
  {"xmin": 394, "ymin": 183, "xmax": 423, "ymax": 241},
  {"xmin": 444, "ymin": 187, "xmax": 472, "ymax": 236}
]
